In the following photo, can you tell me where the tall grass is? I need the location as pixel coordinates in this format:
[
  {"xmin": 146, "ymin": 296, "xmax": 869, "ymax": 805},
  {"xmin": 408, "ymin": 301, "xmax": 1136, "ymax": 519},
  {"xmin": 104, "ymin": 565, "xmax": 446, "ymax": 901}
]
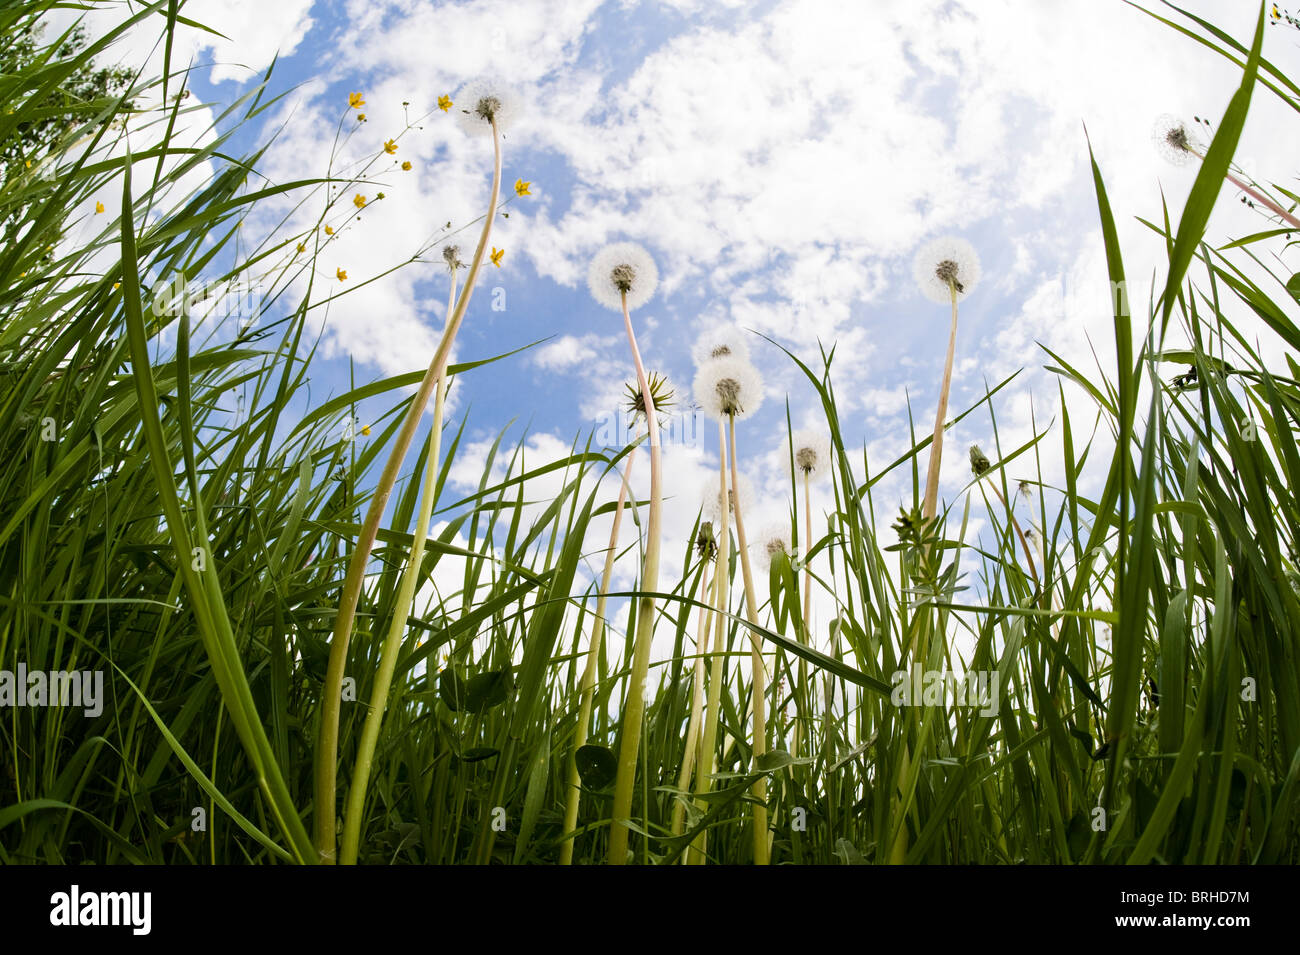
[{"xmin": 1, "ymin": 0, "xmax": 1297, "ymax": 864}]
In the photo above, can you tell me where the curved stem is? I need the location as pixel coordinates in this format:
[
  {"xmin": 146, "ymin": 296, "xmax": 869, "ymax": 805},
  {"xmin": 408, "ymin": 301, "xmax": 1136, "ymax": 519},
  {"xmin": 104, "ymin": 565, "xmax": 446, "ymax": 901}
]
[
  {"xmin": 727, "ymin": 414, "xmax": 769, "ymax": 865},
  {"xmin": 559, "ymin": 440, "xmax": 638, "ymax": 865},
  {"xmin": 922, "ymin": 285, "xmax": 960, "ymax": 522},
  {"xmin": 338, "ymin": 371, "xmax": 446, "ymax": 865},
  {"xmin": 607, "ymin": 291, "xmax": 663, "ymax": 865},
  {"xmin": 314, "ymin": 122, "xmax": 502, "ymax": 863}
]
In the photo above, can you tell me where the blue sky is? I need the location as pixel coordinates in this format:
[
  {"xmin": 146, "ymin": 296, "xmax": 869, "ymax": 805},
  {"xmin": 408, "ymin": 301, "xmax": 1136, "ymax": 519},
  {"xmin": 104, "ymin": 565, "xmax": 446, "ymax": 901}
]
[{"xmin": 64, "ymin": 0, "xmax": 1300, "ymax": 648}]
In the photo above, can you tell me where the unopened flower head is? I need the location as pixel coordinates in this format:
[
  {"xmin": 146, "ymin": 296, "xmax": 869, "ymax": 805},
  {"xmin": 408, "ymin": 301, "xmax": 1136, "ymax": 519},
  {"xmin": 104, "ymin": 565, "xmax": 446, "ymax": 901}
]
[
  {"xmin": 790, "ymin": 428, "xmax": 832, "ymax": 482},
  {"xmin": 692, "ymin": 324, "xmax": 751, "ymax": 365},
  {"xmin": 703, "ymin": 472, "xmax": 754, "ymax": 524},
  {"xmin": 695, "ymin": 521, "xmax": 718, "ymax": 563},
  {"xmin": 969, "ymin": 444, "xmax": 990, "ymax": 477},
  {"xmin": 454, "ymin": 78, "xmax": 520, "ymax": 137},
  {"xmin": 913, "ymin": 236, "xmax": 981, "ymax": 305},
  {"xmin": 693, "ymin": 355, "xmax": 764, "ymax": 420},
  {"xmin": 1153, "ymin": 114, "xmax": 1198, "ymax": 167},
  {"xmin": 625, "ymin": 371, "xmax": 675, "ymax": 423},
  {"xmin": 587, "ymin": 242, "xmax": 659, "ymax": 311},
  {"xmin": 755, "ymin": 523, "xmax": 793, "ymax": 572},
  {"xmin": 442, "ymin": 243, "xmax": 464, "ymax": 270}
]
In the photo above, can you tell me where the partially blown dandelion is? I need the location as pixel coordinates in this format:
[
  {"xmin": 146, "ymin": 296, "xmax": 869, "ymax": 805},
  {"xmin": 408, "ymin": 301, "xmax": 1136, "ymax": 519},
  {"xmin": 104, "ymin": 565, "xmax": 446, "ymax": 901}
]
[{"xmin": 692, "ymin": 324, "xmax": 751, "ymax": 365}]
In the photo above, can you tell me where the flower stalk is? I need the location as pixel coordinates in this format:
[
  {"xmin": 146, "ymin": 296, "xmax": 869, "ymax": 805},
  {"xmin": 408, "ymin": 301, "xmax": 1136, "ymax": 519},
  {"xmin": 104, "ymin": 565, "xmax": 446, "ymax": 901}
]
[{"xmin": 314, "ymin": 113, "xmax": 503, "ymax": 864}]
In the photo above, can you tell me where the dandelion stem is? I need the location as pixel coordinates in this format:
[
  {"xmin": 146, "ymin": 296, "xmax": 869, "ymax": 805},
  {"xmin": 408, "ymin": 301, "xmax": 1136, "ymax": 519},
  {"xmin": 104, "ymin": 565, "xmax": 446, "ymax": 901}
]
[
  {"xmin": 923, "ymin": 283, "xmax": 960, "ymax": 522},
  {"xmin": 689, "ymin": 422, "xmax": 730, "ymax": 865},
  {"xmin": 314, "ymin": 118, "xmax": 502, "ymax": 864},
  {"xmin": 607, "ymin": 290, "xmax": 663, "ymax": 865},
  {"xmin": 671, "ymin": 558, "xmax": 714, "ymax": 843},
  {"xmin": 727, "ymin": 414, "xmax": 770, "ymax": 865},
  {"xmin": 559, "ymin": 440, "xmax": 638, "ymax": 865}
]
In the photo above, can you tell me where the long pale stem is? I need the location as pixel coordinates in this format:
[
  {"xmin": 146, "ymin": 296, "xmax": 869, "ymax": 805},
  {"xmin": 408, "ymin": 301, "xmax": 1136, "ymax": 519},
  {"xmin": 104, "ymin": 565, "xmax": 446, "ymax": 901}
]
[
  {"xmin": 790, "ymin": 469, "xmax": 813, "ymax": 764},
  {"xmin": 607, "ymin": 291, "xmax": 663, "ymax": 865},
  {"xmin": 314, "ymin": 120, "xmax": 503, "ymax": 862},
  {"xmin": 688, "ymin": 422, "xmax": 730, "ymax": 865},
  {"xmin": 922, "ymin": 284, "xmax": 960, "ymax": 522},
  {"xmin": 338, "ymin": 372, "xmax": 446, "ymax": 865},
  {"xmin": 670, "ymin": 559, "xmax": 714, "ymax": 842},
  {"xmin": 559, "ymin": 441, "xmax": 638, "ymax": 865},
  {"xmin": 727, "ymin": 414, "xmax": 769, "ymax": 866},
  {"xmin": 1190, "ymin": 146, "xmax": 1300, "ymax": 229}
]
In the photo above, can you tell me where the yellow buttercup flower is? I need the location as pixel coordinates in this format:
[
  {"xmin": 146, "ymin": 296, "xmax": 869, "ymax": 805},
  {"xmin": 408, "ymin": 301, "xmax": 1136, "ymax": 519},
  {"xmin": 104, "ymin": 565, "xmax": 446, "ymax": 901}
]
[
  {"xmin": 514, "ymin": 178, "xmax": 531, "ymax": 197},
  {"xmin": 384, "ymin": 139, "xmax": 398, "ymax": 154},
  {"xmin": 348, "ymin": 92, "xmax": 365, "ymax": 109},
  {"xmin": 353, "ymin": 194, "xmax": 366, "ymax": 208},
  {"xmin": 357, "ymin": 113, "xmax": 367, "ymax": 122},
  {"xmin": 437, "ymin": 94, "xmax": 452, "ymax": 112},
  {"xmin": 490, "ymin": 247, "xmax": 504, "ymax": 267},
  {"xmin": 337, "ymin": 268, "xmax": 348, "ymax": 281},
  {"xmin": 296, "ymin": 242, "xmax": 306, "ymax": 253},
  {"xmin": 95, "ymin": 201, "xmax": 105, "ymax": 214},
  {"xmin": 325, "ymin": 225, "xmax": 335, "ymax": 235},
  {"xmin": 361, "ymin": 426, "xmax": 371, "ymax": 436},
  {"xmin": 401, "ymin": 160, "xmax": 412, "ymax": 171}
]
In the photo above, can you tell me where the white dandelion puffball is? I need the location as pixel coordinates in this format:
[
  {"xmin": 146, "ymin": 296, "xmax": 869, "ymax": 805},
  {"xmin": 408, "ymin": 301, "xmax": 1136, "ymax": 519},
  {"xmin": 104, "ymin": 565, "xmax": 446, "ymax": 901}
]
[
  {"xmin": 755, "ymin": 523, "xmax": 793, "ymax": 573},
  {"xmin": 1152, "ymin": 113, "xmax": 1198, "ymax": 167},
  {"xmin": 703, "ymin": 472, "xmax": 754, "ymax": 524},
  {"xmin": 455, "ymin": 78, "xmax": 521, "ymax": 137},
  {"xmin": 913, "ymin": 236, "xmax": 982, "ymax": 305},
  {"xmin": 587, "ymin": 242, "xmax": 659, "ymax": 312},
  {"xmin": 790, "ymin": 428, "xmax": 833, "ymax": 482},
  {"xmin": 692, "ymin": 324, "xmax": 751, "ymax": 365},
  {"xmin": 693, "ymin": 355, "xmax": 765, "ymax": 420}
]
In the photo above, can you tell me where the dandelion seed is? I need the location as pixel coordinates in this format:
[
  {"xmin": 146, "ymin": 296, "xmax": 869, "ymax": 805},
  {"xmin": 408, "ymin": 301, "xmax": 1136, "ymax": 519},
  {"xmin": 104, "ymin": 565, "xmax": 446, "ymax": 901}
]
[
  {"xmin": 455, "ymin": 78, "xmax": 520, "ymax": 136},
  {"xmin": 490, "ymin": 247, "xmax": 504, "ymax": 267},
  {"xmin": 514, "ymin": 178, "xmax": 531, "ymax": 196},
  {"xmin": 692, "ymin": 324, "xmax": 751, "ymax": 365},
  {"xmin": 1152, "ymin": 114, "xmax": 1197, "ymax": 167},
  {"xmin": 437, "ymin": 94, "xmax": 452, "ymax": 112},
  {"xmin": 384, "ymin": 139, "xmax": 398, "ymax": 154},
  {"xmin": 791, "ymin": 429, "xmax": 832, "ymax": 482},
  {"xmin": 969, "ymin": 444, "xmax": 991, "ymax": 477},
  {"xmin": 913, "ymin": 236, "xmax": 981, "ymax": 305},
  {"xmin": 95, "ymin": 201, "xmax": 104, "ymax": 214},
  {"xmin": 693, "ymin": 355, "xmax": 764, "ymax": 420},
  {"xmin": 348, "ymin": 92, "xmax": 365, "ymax": 109},
  {"xmin": 353, "ymin": 194, "xmax": 367, "ymax": 208},
  {"xmin": 401, "ymin": 160, "xmax": 412, "ymax": 170},
  {"xmin": 587, "ymin": 242, "xmax": 659, "ymax": 312},
  {"xmin": 337, "ymin": 268, "xmax": 348, "ymax": 281},
  {"xmin": 755, "ymin": 524, "xmax": 793, "ymax": 573}
]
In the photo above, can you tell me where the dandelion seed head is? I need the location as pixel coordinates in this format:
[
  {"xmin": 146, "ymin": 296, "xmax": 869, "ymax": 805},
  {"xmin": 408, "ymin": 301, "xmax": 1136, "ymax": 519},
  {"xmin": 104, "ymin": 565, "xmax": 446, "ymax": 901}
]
[
  {"xmin": 693, "ymin": 355, "xmax": 765, "ymax": 420},
  {"xmin": 587, "ymin": 242, "xmax": 659, "ymax": 311},
  {"xmin": 442, "ymin": 243, "xmax": 463, "ymax": 270},
  {"xmin": 755, "ymin": 523, "xmax": 793, "ymax": 573},
  {"xmin": 1153, "ymin": 114, "xmax": 1197, "ymax": 166},
  {"xmin": 913, "ymin": 236, "xmax": 981, "ymax": 305},
  {"xmin": 454, "ymin": 78, "xmax": 520, "ymax": 136},
  {"xmin": 692, "ymin": 325, "xmax": 751, "ymax": 365},
  {"xmin": 790, "ymin": 428, "xmax": 832, "ymax": 483},
  {"xmin": 703, "ymin": 472, "xmax": 754, "ymax": 524}
]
